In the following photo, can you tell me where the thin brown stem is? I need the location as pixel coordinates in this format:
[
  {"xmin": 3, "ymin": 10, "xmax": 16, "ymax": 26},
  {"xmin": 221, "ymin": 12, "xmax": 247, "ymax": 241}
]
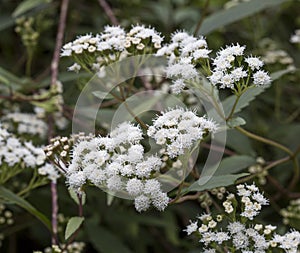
[
  {"xmin": 51, "ymin": 0, "xmax": 69, "ymax": 86},
  {"xmin": 194, "ymin": 0, "xmax": 210, "ymax": 36},
  {"xmin": 97, "ymin": 0, "xmax": 118, "ymax": 25},
  {"xmin": 170, "ymin": 192, "xmax": 201, "ymax": 204},
  {"xmin": 51, "ymin": 182, "xmax": 59, "ymax": 245},
  {"xmin": 49, "ymin": 0, "xmax": 69, "ymax": 247},
  {"xmin": 236, "ymin": 156, "xmax": 290, "ymax": 184}
]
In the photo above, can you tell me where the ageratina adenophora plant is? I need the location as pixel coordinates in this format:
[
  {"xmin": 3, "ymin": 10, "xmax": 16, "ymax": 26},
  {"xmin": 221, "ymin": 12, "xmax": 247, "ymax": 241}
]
[{"xmin": 0, "ymin": 3, "xmax": 300, "ymax": 252}]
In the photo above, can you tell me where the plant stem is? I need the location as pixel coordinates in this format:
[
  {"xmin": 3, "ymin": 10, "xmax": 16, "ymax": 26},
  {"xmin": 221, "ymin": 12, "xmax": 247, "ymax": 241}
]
[
  {"xmin": 226, "ymin": 94, "xmax": 241, "ymax": 121},
  {"xmin": 97, "ymin": 0, "xmax": 119, "ymax": 25},
  {"xmin": 25, "ymin": 50, "xmax": 33, "ymax": 77},
  {"xmin": 51, "ymin": 181, "xmax": 59, "ymax": 245},
  {"xmin": 235, "ymin": 126, "xmax": 293, "ymax": 156},
  {"xmin": 51, "ymin": 0, "xmax": 69, "ymax": 86},
  {"xmin": 194, "ymin": 0, "xmax": 210, "ymax": 36}
]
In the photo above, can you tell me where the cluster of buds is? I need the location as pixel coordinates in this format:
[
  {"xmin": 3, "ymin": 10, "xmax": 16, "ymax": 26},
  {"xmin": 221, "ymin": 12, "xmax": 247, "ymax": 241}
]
[
  {"xmin": 15, "ymin": 16, "xmax": 39, "ymax": 48},
  {"xmin": 248, "ymin": 157, "xmax": 268, "ymax": 185},
  {"xmin": 281, "ymin": 198, "xmax": 300, "ymax": 227},
  {"xmin": 0, "ymin": 204, "xmax": 14, "ymax": 226}
]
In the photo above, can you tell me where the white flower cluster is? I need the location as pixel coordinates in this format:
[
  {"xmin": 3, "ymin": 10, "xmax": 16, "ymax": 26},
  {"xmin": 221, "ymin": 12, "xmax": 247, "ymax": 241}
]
[
  {"xmin": 61, "ymin": 24, "xmax": 163, "ymax": 74},
  {"xmin": 0, "ymin": 124, "xmax": 59, "ymax": 182},
  {"xmin": 37, "ymin": 241, "xmax": 85, "ymax": 253},
  {"xmin": 235, "ymin": 183, "xmax": 269, "ymax": 220},
  {"xmin": 209, "ymin": 44, "xmax": 271, "ymax": 90},
  {"xmin": 157, "ymin": 31, "xmax": 211, "ymax": 93},
  {"xmin": 185, "ymin": 183, "xmax": 300, "ymax": 253},
  {"xmin": 66, "ymin": 122, "xmax": 169, "ymax": 212},
  {"xmin": 290, "ymin": 29, "xmax": 300, "ymax": 44},
  {"xmin": 3, "ymin": 112, "xmax": 48, "ymax": 139},
  {"xmin": 147, "ymin": 108, "xmax": 217, "ymax": 158}
]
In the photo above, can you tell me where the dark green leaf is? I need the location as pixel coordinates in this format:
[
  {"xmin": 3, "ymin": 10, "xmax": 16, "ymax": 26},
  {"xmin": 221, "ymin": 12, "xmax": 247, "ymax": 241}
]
[
  {"xmin": 0, "ymin": 186, "xmax": 51, "ymax": 230},
  {"xmin": 0, "ymin": 15, "xmax": 15, "ymax": 31},
  {"xmin": 198, "ymin": 0, "xmax": 288, "ymax": 35},
  {"xmin": 214, "ymin": 155, "xmax": 256, "ymax": 175},
  {"xmin": 13, "ymin": 0, "xmax": 52, "ymax": 17},
  {"xmin": 226, "ymin": 129, "xmax": 255, "ymax": 155},
  {"xmin": 86, "ymin": 220, "xmax": 133, "ymax": 253}
]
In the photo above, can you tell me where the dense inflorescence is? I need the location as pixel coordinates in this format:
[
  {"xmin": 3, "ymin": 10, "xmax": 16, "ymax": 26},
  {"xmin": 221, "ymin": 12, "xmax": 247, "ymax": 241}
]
[{"xmin": 185, "ymin": 183, "xmax": 300, "ymax": 253}]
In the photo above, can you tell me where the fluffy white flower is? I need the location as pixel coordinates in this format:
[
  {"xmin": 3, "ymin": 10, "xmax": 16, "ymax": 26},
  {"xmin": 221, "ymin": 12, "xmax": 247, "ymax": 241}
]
[
  {"xmin": 253, "ymin": 70, "xmax": 271, "ymax": 86},
  {"xmin": 245, "ymin": 56, "xmax": 264, "ymax": 70},
  {"xmin": 126, "ymin": 178, "xmax": 144, "ymax": 196},
  {"xmin": 151, "ymin": 191, "xmax": 169, "ymax": 211},
  {"xmin": 134, "ymin": 195, "xmax": 151, "ymax": 212},
  {"xmin": 150, "ymin": 107, "xmax": 217, "ymax": 158},
  {"xmin": 184, "ymin": 220, "xmax": 198, "ymax": 235}
]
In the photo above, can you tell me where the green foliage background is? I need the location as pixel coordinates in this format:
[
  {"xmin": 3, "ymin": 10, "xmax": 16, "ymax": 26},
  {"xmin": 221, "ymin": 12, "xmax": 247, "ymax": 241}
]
[{"xmin": 0, "ymin": 0, "xmax": 299, "ymax": 252}]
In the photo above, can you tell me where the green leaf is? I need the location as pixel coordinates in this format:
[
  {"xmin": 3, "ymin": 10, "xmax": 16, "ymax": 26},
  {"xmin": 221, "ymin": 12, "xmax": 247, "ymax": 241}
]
[
  {"xmin": 65, "ymin": 216, "xmax": 84, "ymax": 240},
  {"xmin": 198, "ymin": 0, "xmax": 289, "ymax": 35},
  {"xmin": 223, "ymin": 86, "xmax": 268, "ymax": 117},
  {"xmin": 0, "ymin": 66, "xmax": 28, "ymax": 89},
  {"xmin": 188, "ymin": 173, "xmax": 248, "ymax": 192},
  {"xmin": 227, "ymin": 117, "xmax": 246, "ymax": 128},
  {"xmin": 226, "ymin": 129, "xmax": 255, "ymax": 155},
  {"xmin": 86, "ymin": 220, "xmax": 133, "ymax": 253},
  {"xmin": 92, "ymin": 91, "xmax": 114, "ymax": 100},
  {"xmin": 0, "ymin": 15, "xmax": 15, "ymax": 31},
  {"xmin": 270, "ymin": 68, "xmax": 296, "ymax": 80},
  {"xmin": 106, "ymin": 193, "xmax": 115, "ymax": 206},
  {"xmin": 68, "ymin": 189, "xmax": 86, "ymax": 206},
  {"xmin": 0, "ymin": 186, "xmax": 51, "ymax": 230},
  {"xmin": 214, "ymin": 155, "xmax": 256, "ymax": 175},
  {"xmin": 13, "ymin": 0, "xmax": 52, "ymax": 17}
]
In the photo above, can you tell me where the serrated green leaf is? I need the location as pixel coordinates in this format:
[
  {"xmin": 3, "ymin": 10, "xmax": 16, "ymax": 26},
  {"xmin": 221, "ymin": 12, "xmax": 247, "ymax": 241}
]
[
  {"xmin": 198, "ymin": 0, "xmax": 288, "ymax": 35},
  {"xmin": 65, "ymin": 216, "xmax": 84, "ymax": 240},
  {"xmin": 68, "ymin": 189, "xmax": 86, "ymax": 206},
  {"xmin": 86, "ymin": 220, "xmax": 133, "ymax": 253},
  {"xmin": 227, "ymin": 117, "xmax": 246, "ymax": 128},
  {"xmin": 0, "ymin": 186, "xmax": 51, "ymax": 230},
  {"xmin": 13, "ymin": 0, "xmax": 52, "ymax": 17},
  {"xmin": 92, "ymin": 91, "xmax": 114, "ymax": 100},
  {"xmin": 223, "ymin": 86, "xmax": 268, "ymax": 117},
  {"xmin": 188, "ymin": 173, "xmax": 248, "ymax": 192},
  {"xmin": 214, "ymin": 155, "xmax": 256, "ymax": 175}
]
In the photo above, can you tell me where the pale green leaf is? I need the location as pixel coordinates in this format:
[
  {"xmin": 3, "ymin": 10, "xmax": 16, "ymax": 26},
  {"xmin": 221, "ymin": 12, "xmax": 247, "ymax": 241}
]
[
  {"xmin": 65, "ymin": 216, "xmax": 84, "ymax": 240},
  {"xmin": 214, "ymin": 155, "xmax": 256, "ymax": 175},
  {"xmin": 227, "ymin": 117, "xmax": 246, "ymax": 128},
  {"xmin": 188, "ymin": 173, "xmax": 248, "ymax": 192},
  {"xmin": 106, "ymin": 193, "xmax": 115, "ymax": 206},
  {"xmin": 270, "ymin": 68, "xmax": 296, "ymax": 80},
  {"xmin": 198, "ymin": 0, "xmax": 288, "ymax": 35},
  {"xmin": 0, "ymin": 186, "xmax": 51, "ymax": 230},
  {"xmin": 68, "ymin": 189, "xmax": 86, "ymax": 206},
  {"xmin": 92, "ymin": 91, "xmax": 114, "ymax": 100}
]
